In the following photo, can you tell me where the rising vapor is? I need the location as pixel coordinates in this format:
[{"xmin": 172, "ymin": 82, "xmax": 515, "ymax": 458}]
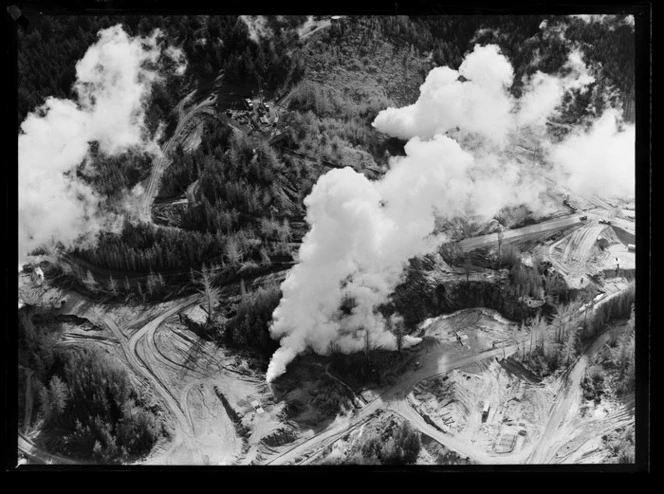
[
  {"xmin": 548, "ymin": 109, "xmax": 635, "ymax": 199},
  {"xmin": 18, "ymin": 25, "xmax": 185, "ymax": 265},
  {"xmin": 266, "ymin": 42, "xmax": 634, "ymax": 381}
]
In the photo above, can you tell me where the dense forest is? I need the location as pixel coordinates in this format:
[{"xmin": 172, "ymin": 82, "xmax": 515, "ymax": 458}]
[
  {"xmin": 19, "ymin": 313, "xmax": 167, "ymax": 463},
  {"xmin": 17, "ymin": 15, "xmax": 308, "ymax": 129}
]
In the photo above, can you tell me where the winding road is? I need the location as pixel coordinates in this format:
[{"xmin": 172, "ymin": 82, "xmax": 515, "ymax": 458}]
[{"xmin": 139, "ymin": 92, "xmax": 217, "ymax": 221}]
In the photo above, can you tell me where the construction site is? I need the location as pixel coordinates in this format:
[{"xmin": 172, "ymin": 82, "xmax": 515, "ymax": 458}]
[{"xmin": 15, "ymin": 13, "xmax": 642, "ymax": 468}]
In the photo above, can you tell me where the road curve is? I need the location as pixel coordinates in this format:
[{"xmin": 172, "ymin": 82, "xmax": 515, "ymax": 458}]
[
  {"xmin": 17, "ymin": 433, "xmax": 78, "ymax": 465},
  {"xmin": 267, "ymin": 341, "xmax": 523, "ymax": 465}
]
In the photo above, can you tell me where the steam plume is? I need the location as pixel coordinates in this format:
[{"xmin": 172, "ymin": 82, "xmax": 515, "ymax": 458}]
[
  {"xmin": 266, "ymin": 133, "xmax": 546, "ymax": 382},
  {"xmin": 18, "ymin": 25, "xmax": 184, "ymax": 265},
  {"xmin": 266, "ymin": 42, "xmax": 634, "ymax": 381},
  {"xmin": 548, "ymin": 109, "xmax": 635, "ymax": 199}
]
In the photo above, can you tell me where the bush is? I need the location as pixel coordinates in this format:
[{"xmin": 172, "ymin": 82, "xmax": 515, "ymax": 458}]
[
  {"xmin": 351, "ymin": 420, "xmax": 421, "ymax": 465},
  {"xmin": 581, "ymin": 364, "xmax": 605, "ymax": 403}
]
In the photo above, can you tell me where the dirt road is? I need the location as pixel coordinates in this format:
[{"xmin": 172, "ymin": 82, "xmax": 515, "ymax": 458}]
[
  {"xmin": 56, "ymin": 292, "xmax": 202, "ymax": 463},
  {"xmin": 267, "ymin": 341, "xmax": 524, "ymax": 465},
  {"xmin": 139, "ymin": 93, "xmax": 216, "ymax": 221},
  {"xmin": 389, "ymin": 399, "xmax": 501, "ymax": 464},
  {"xmin": 458, "ymin": 214, "xmax": 584, "ymax": 252},
  {"xmin": 548, "ymin": 222, "xmax": 607, "ymax": 282},
  {"xmin": 18, "ymin": 433, "xmax": 78, "ymax": 465},
  {"xmin": 526, "ymin": 323, "xmax": 629, "ymax": 464}
]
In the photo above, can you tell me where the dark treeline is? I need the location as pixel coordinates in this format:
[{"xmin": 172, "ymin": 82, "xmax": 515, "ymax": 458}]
[
  {"xmin": 18, "ymin": 15, "xmax": 307, "ymax": 129},
  {"xmin": 74, "ymin": 220, "xmax": 221, "ymax": 273},
  {"xmin": 221, "ymin": 284, "xmax": 282, "ymax": 358}
]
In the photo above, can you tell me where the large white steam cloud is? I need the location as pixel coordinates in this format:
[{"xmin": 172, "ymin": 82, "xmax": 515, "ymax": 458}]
[
  {"xmin": 266, "ymin": 42, "xmax": 634, "ymax": 381},
  {"xmin": 372, "ymin": 44, "xmax": 515, "ymax": 147},
  {"xmin": 548, "ymin": 109, "xmax": 635, "ymax": 198},
  {"xmin": 18, "ymin": 25, "xmax": 185, "ymax": 264}
]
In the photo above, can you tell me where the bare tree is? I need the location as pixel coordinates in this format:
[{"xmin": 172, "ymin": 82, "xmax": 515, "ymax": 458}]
[
  {"xmin": 197, "ymin": 264, "xmax": 220, "ymax": 325},
  {"xmin": 224, "ymin": 236, "xmax": 243, "ymax": 266},
  {"xmin": 83, "ymin": 269, "xmax": 99, "ymax": 293},
  {"xmin": 108, "ymin": 275, "xmax": 118, "ymax": 296}
]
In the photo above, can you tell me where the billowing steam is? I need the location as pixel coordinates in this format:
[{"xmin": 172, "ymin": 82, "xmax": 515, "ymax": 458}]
[
  {"xmin": 548, "ymin": 109, "xmax": 635, "ymax": 198},
  {"xmin": 18, "ymin": 25, "xmax": 184, "ymax": 265},
  {"xmin": 372, "ymin": 44, "xmax": 515, "ymax": 147},
  {"xmin": 517, "ymin": 49, "xmax": 595, "ymax": 127},
  {"xmin": 266, "ymin": 42, "xmax": 634, "ymax": 381}
]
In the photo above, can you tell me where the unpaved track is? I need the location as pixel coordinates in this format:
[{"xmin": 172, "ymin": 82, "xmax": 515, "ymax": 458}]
[
  {"xmin": 458, "ymin": 214, "xmax": 584, "ymax": 252},
  {"xmin": 266, "ymin": 341, "xmax": 524, "ymax": 465},
  {"xmin": 58, "ymin": 294, "xmax": 202, "ymax": 464},
  {"xmin": 548, "ymin": 222, "xmax": 607, "ymax": 280},
  {"xmin": 526, "ymin": 356, "xmax": 588, "ymax": 464},
  {"xmin": 139, "ymin": 94, "xmax": 216, "ymax": 221},
  {"xmin": 526, "ymin": 323, "xmax": 629, "ymax": 464},
  {"xmin": 389, "ymin": 399, "xmax": 511, "ymax": 464},
  {"xmin": 18, "ymin": 433, "xmax": 78, "ymax": 465},
  {"xmin": 123, "ymin": 296, "xmax": 201, "ymax": 463}
]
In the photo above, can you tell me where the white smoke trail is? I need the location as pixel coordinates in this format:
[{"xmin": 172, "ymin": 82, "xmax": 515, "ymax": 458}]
[
  {"xmin": 265, "ymin": 43, "xmax": 634, "ymax": 381},
  {"xmin": 18, "ymin": 24, "xmax": 183, "ymax": 265}
]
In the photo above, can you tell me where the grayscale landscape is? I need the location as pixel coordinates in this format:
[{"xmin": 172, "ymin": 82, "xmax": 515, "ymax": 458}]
[{"xmin": 16, "ymin": 13, "xmax": 639, "ymax": 467}]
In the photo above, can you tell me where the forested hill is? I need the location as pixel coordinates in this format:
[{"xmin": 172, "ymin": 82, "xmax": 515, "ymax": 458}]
[{"xmin": 17, "ymin": 14, "xmax": 635, "ymax": 129}]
